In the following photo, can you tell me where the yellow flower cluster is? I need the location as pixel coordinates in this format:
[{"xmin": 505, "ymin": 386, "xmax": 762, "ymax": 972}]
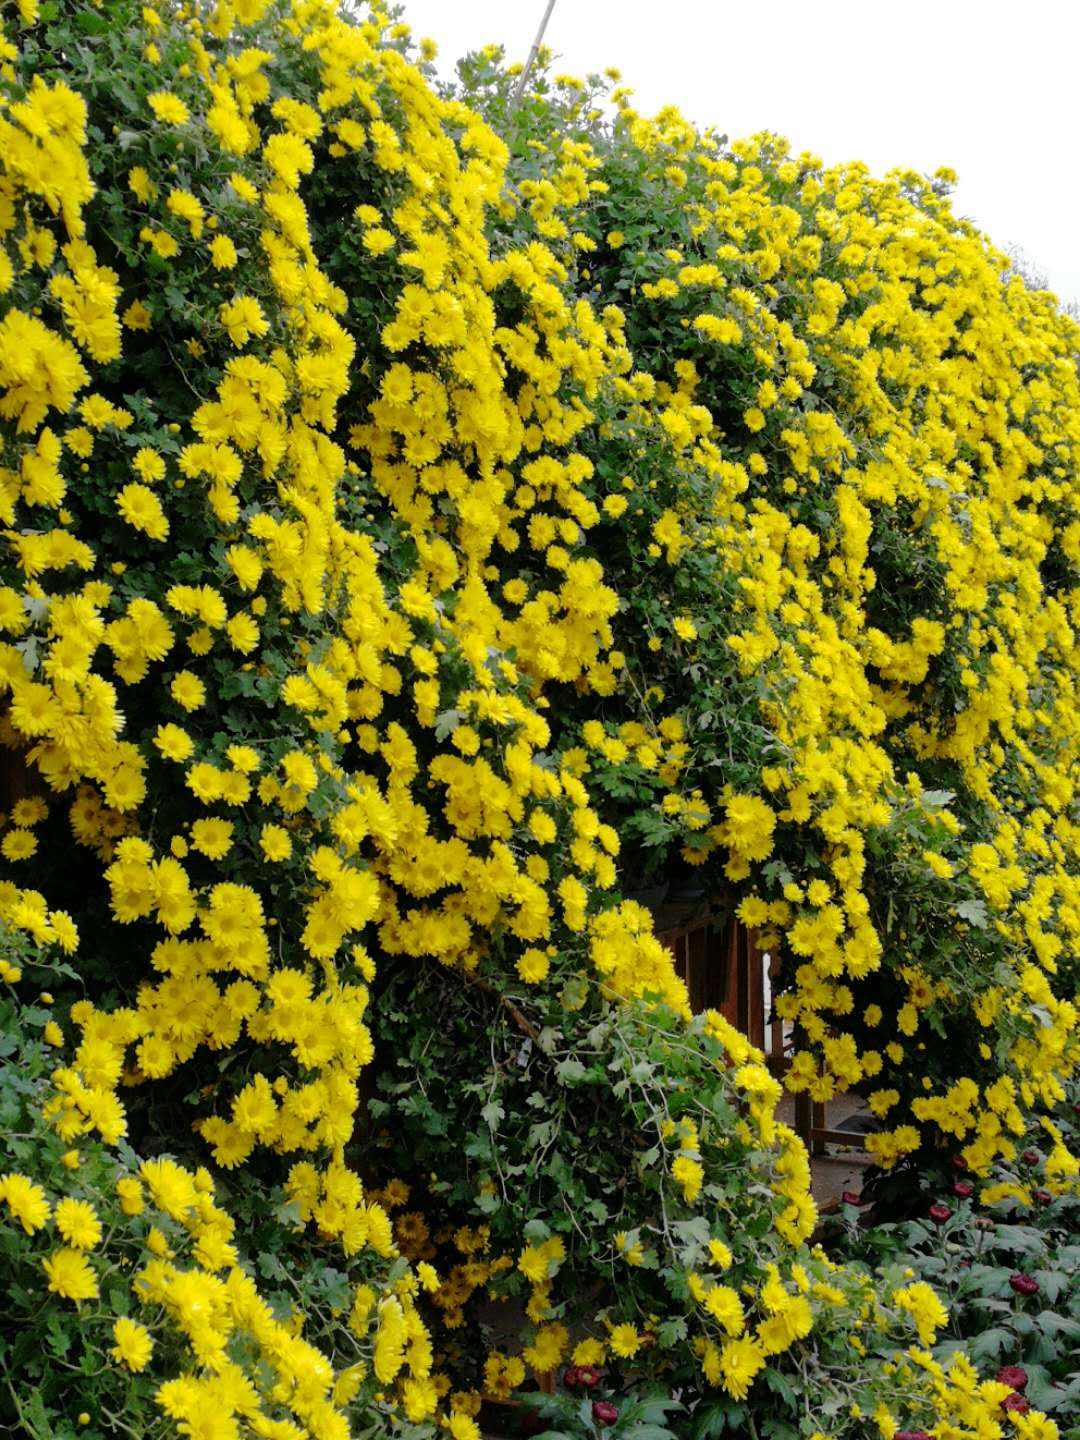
[
  {"xmin": 646, "ymin": 134, "xmax": 1080, "ymax": 1164},
  {"xmin": 0, "ymin": 0, "xmax": 708, "ymax": 1421},
  {"xmin": 492, "ymin": 82, "xmax": 1078, "ymax": 1169}
]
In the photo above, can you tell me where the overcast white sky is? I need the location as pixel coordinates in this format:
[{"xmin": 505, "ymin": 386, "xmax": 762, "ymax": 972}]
[{"xmin": 397, "ymin": 0, "xmax": 1080, "ymax": 309}]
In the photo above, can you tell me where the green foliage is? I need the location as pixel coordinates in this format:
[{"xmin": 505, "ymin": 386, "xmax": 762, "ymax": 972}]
[
  {"xmin": 0, "ymin": 931, "xmax": 165, "ymax": 1438},
  {"xmin": 826, "ymin": 1093, "xmax": 1080, "ymax": 1421},
  {"xmin": 520, "ymin": 1384, "xmax": 684, "ymax": 1440}
]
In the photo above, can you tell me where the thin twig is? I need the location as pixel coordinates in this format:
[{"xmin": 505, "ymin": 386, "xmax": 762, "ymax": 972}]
[{"xmin": 457, "ymin": 966, "xmax": 541, "ymax": 1042}]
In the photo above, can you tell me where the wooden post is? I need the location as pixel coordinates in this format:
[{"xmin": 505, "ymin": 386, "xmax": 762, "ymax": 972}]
[
  {"xmin": 794, "ymin": 1090, "xmax": 812, "ymax": 1149},
  {"xmin": 744, "ymin": 928, "xmax": 765, "ymax": 1051},
  {"xmin": 510, "ymin": 0, "xmax": 558, "ymax": 110},
  {"xmin": 811, "ymin": 1101, "xmax": 827, "ymax": 1156},
  {"xmin": 768, "ymin": 951, "xmax": 785, "ymax": 1066},
  {"xmin": 0, "ymin": 744, "xmax": 34, "ymax": 810}
]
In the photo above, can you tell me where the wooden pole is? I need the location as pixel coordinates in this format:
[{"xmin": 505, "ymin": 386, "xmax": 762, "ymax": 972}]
[{"xmin": 510, "ymin": 0, "xmax": 558, "ymax": 110}]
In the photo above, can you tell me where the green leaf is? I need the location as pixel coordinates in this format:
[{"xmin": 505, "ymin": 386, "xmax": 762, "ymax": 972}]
[
  {"xmin": 689, "ymin": 1405, "xmax": 727, "ymax": 1440},
  {"xmin": 434, "ymin": 709, "xmax": 463, "ymax": 741},
  {"xmin": 1034, "ymin": 1309, "xmax": 1080, "ymax": 1338},
  {"xmin": 764, "ymin": 1368, "xmax": 797, "ymax": 1407},
  {"xmin": 920, "ymin": 789, "xmax": 955, "ymax": 807},
  {"xmin": 956, "ymin": 898, "xmax": 988, "ymax": 928},
  {"xmin": 555, "ymin": 1057, "xmax": 587, "ymax": 1085},
  {"xmin": 968, "ymin": 1326, "xmax": 1010, "ymax": 1360},
  {"xmin": 480, "ymin": 1099, "xmax": 504, "ymax": 1130}
]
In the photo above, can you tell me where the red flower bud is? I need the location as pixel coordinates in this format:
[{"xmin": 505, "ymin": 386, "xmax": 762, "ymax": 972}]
[
  {"xmin": 950, "ymin": 1155, "xmax": 967, "ymax": 1171},
  {"xmin": 1021, "ymin": 1148, "xmax": 1040, "ymax": 1166},
  {"xmin": 1009, "ymin": 1272, "xmax": 1039, "ymax": 1296},
  {"xmin": 928, "ymin": 1202, "xmax": 951, "ymax": 1224},
  {"xmin": 952, "ymin": 1181, "xmax": 974, "ymax": 1199},
  {"xmin": 593, "ymin": 1401, "xmax": 619, "ymax": 1427},
  {"xmin": 1001, "ymin": 1394, "xmax": 1031, "ymax": 1415},
  {"xmin": 894, "ymin": 1431, "xmax": 932, "ymax": 1440},
  {"xmin": 1033, "ymin": 1188, "xmax": 1052, "ymax": 1205},
  {"xmin": 996, "ymin": 1366, "xmax": 1028, "ymax": 1392},
  {"xmin": 842, "ymin": 1190, "xmax": 864, "ymax": 1206}
]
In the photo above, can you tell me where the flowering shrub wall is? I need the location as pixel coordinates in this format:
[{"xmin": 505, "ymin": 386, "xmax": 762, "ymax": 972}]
[
  {"xmin": 443, "ymin": 52, "xmax": 1080, "ymax": 1176},
  {"xmin": 0, "ymin": 2, "xmax": 1075, "ymax": 1438}
]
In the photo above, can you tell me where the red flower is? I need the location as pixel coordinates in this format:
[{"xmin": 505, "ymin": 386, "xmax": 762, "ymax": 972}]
[
  {"xmin": 1009, "ymin": 1273, "xmax": 1039, "ymax": 1296},
  {"xmin": 563, "ymin": 1368, "xmax": 582, "ymax": 1390},
  {"xmin": 1001, "ymin": 1394, "xmax": 1031, "ymax": 1415},
  {"xmin": 842, "ymin": 1190, "xmax": 864, "ymax": 1206},
  {"xmin": 952, "ymin": 1181, "xmax": 974, "ymax": 1199},
  {"xmin": 928, "ymin": 1202, "xmax": 951, "ymax": 1224},
  {"xmin": 592, "ymin": 1401, "xmax": 619, "ymax": 1427},
  {"xmin": 578, "ymin": 1367, "xmax": 602, "ymax": 1390},
  {"xmin": 996, "ymin": 1366, "xmax": 1028, "ymax": 1392},
  {"xmin": 894, "ymin": 1431, "xmax": 932, "ymax": 1440}
]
